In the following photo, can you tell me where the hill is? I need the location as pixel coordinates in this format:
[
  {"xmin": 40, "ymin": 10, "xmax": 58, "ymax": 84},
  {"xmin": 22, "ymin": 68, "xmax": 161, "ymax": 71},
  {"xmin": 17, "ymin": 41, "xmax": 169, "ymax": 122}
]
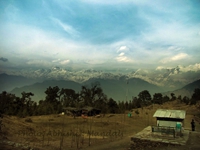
[
  {"xmin": 0, "ymin": 73, "xmax": 39, "ymax": 92},
  {"xmin": 10, "ymin": 77, "xmax": 164, "ymax": 102},
  {"xmin": 10, "ymin": 80, "xmax": 82, "ymax": 102},
  {"xmin": 163, "ymin": 79, "xmax": 200, "ymax": 98},
  {"xmin": 83, "ymin": 77, "xmax": 164, "ymax": 101}
]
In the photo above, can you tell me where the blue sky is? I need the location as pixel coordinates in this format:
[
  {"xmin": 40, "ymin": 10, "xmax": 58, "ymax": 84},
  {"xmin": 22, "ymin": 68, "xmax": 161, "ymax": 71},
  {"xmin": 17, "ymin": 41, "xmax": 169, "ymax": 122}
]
[{"xmin": 0, "ymin": 0, "xmax": 200, "ymax": 72}]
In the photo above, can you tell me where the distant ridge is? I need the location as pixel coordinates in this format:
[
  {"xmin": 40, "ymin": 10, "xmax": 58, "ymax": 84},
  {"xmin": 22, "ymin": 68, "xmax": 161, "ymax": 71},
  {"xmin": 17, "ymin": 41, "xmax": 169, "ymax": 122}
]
[
  {"xmin": 10, "ymin": 77, "xmax": 164, "ymax": 102},
  {"xmin": 2, "ymin": 73, "xmax": 200, "ymax": 102},
  {"xmin": 0, "ymin": 73, "xmax": 39, "ymax": 92},
  {"xmin": 163, "ymin": 79, "xmax": 200, "ymax": 98},
  {"xmin": 11, "ymin": 80, "xmax": 82, "ymax": 101}
]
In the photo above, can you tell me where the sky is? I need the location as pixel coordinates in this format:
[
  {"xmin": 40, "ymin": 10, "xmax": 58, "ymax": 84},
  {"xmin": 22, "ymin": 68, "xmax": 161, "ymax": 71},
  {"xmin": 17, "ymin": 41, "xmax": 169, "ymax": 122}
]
[{"xmin": 0, "ymin": 0, "xmax": 200, "ymax": 73}]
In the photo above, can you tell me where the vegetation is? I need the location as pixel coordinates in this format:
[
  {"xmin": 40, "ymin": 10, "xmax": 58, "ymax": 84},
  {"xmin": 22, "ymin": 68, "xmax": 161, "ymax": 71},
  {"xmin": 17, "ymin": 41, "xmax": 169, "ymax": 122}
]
[{"xmin": 0, "ymin": 82, "xmax": 200, "ymax": 118}]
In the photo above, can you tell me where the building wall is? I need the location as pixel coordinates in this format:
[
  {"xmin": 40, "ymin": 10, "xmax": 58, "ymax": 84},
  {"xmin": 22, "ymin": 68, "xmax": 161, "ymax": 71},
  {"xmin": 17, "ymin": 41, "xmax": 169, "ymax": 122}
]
[{"xmin": 157, "ymin": 117, "xmax": 184, "ymax": 128}]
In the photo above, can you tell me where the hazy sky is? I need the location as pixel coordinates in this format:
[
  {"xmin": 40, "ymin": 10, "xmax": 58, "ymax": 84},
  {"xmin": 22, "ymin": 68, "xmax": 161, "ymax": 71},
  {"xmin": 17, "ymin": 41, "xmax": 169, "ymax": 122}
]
[{"xmin": 0, "ymin": 0, "xmax": 200, "ymax": 72}]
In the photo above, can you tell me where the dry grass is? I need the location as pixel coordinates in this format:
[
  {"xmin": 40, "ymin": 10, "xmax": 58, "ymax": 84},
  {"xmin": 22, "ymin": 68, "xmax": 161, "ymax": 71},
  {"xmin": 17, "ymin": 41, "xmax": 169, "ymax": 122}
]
[{"xmin": 1, "ymin": 100, "xmax": 200, "ymax": 150}]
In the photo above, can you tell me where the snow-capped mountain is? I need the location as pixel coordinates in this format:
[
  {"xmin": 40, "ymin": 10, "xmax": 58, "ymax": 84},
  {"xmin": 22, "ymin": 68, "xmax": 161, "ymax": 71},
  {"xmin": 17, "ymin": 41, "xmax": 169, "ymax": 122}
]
[{"xmin": 1, "ymin": 63, "xmax": 200, "ymax": 92}]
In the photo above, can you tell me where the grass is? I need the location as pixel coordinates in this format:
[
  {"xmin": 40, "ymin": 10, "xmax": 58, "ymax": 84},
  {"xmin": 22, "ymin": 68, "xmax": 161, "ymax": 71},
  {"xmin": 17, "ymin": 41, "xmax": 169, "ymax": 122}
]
[{"xmin": 1, "ymin": 100, "xmax": 200, "ymax": 150}]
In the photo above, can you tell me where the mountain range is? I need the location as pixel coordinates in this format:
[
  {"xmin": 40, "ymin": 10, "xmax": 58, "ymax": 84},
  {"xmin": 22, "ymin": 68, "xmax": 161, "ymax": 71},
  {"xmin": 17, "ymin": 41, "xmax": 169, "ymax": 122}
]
[
  {"xmin": 0, "ymin": 64, "xmax": 200, "ymax": 102},
  {"xmin": 2, "ymin": 63, "xmax": 200, "ymax": 90},
  {"xmin": 0, "ymin": 75, "xmax": 199, "ymax": 102}
]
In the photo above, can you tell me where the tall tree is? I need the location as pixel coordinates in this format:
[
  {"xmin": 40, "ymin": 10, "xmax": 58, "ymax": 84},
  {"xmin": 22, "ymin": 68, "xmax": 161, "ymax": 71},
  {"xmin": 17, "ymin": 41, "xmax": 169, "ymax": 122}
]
[
  {"xmin": 162, "ymin": 95, "xmax": 170, "ymax": 103},
  {"xmin": 138, "ymin": 90, "xmax": 152, "ymax": 106},
  {"xmin": 190, "ymin": 88, "xmax": 200, "ymax": 105},
  {"xmin": 60, "ymin": 88, "xmax": 79, "ymax": 107},
  {"xmin": 80, "ymin": 82, "xmax": 107, "ymax": 107},
  {"xmin": 44, "ymin": 86, "xmax": 61, "ymax": 114},
  {"xmin": 153, "ymin": 93, "xmax": 163, "ymax": 104},
  {"xmin": 170, "ymin": 93, "xmax": 176, "ymax": 101},
  {"xmin": 182, "ymin": 96, "xmax": 190, "ymax": 105},
  {"xmin": 107, "ymin": 98, "xmax": 118, "ymax": 113}
]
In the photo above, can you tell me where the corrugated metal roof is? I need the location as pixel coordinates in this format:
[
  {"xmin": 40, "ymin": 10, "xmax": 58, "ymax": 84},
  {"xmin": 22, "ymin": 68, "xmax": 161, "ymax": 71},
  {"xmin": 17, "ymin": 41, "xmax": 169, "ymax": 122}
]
[{"xmin": 153, "ymin": 109, "xmax": 186, "ymax": 119}]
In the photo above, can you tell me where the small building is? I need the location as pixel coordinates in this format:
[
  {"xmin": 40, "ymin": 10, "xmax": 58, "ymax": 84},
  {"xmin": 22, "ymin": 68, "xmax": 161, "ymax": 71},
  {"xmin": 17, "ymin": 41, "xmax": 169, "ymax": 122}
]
[
  {"xmin": 63, "ymin": 106, "xmax": 101, "ymax": 117},
  {"xmin": 81, "ymin": 106, "xmax": 101, "ymax": 116},
  {"xmin": 63, "ymin": 107, "xmax": 82, "ymax": 116},
  {"xmin": 153, "ymin": 109, "xmax": 186, "ymax": 128}
]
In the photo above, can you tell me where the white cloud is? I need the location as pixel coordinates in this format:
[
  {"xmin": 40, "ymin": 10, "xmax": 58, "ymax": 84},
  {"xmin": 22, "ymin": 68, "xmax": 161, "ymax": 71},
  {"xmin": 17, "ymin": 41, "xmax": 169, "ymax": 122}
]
[
  {"xmin": 51, "ymin": 17, "xmax": 79, "ymax": 37},
  {"xmin": 168, "ymin": 46, "xmax": 183, "ymax": 51},
  {"xmin": 117, "ymin": 46, "xmax": 129, "ymax": 52},
  {"xmin": 181, "ymin": 63, "xmax": 200, "ymax": 72},
  {"xmin": 160, "ymin": 53, "xmax": 189, "ymax": 64},
  {"xmin": 156, "ymin": 63, "xmax": 200, "ymax": 72},
  {"xmin": 52, "ymin": 59, "xmax": 61, "ymax": 63},
  {"xmin": 156, "ymin": 66, "xmax": 166, "ymax": 70},
  {"xmin": 116, "ymin": 53, "xmax": 133, "ymax": 63},
  {"xmin": 26, "ymin": 59, "xmax": 52, "ymax": 67},
  {"xmin": 60, "ymin": 59, "xmax": 71, "ymax": 65},
  {"xmin": 171, "ymin": 53, "xmax": 188, "ymax": 61},
  {"xmin": 119, "ymin": 52, "xmax": 125, "ymax": 56}
]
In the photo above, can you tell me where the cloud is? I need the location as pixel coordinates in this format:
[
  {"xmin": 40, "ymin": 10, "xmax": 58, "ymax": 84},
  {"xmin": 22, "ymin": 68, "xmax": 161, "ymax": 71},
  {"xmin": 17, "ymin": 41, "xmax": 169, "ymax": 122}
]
[
  {"xmin": 60, "ymin": 59, "xmax": 71, "ymax": 65},
  {"xmin": 116, "ymin": 52, "xmax": 133, "ymax": 63},
  {"xmin": 171, "ymin": 53, "xmax": 188, "ymax": 61},
  {"xmin": 117, "ymin": 46, "xmax": 129, "ymax": 53},
  {"xmin": 181, "ymin": 63, "xmax": 200, "ymax": 72},
  {"xmin": 51, "ymin": 17, "xmax": 79, "ymax": 37},
  {"xmin": 0, "ymin": 57, "xmax": 8, "ymax": 62},
  {"xmin": 26, "ymin": 59, "xmax": 52, "ymax": 67},
  {"xmin": 119, "ymin": 52, "xmax": 125, "ymax": 56},
  {"xmin": 168, "ymin": 46, "xmax": 183, "ymax": 51},
  {"xmin": 156, "ymin": 63, "xmax": 200, "ymax": 72},
  {"xmin": 160, "ymin": 53, "xmax": 189, "ymax": 64},
  {"xmin": 52, "ymin": 59, "xmax": 61, "ymax": 63}
]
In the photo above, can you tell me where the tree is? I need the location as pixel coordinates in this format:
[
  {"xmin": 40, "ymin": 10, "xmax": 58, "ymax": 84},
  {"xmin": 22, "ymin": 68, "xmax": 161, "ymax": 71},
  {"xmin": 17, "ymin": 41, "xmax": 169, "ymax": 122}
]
[
  {"xmin": 44, "ymin": 86, "xmax": 61, "ymax": 114},
  {"xmin": 170, "ymin": 93, "xmax": 176, "ymax": 101},
  {"xmin": 182, "ymin": 96, "xmax": 190, "ymax": 105},
  {"xmin": 60, "ymin": 88, "xmax": 79, "ymax": 107},
  {"xmin": 132, "ymin": 97, "xmax": 142, "ymax": 108},
  {"xmin": 190, "ymin": 88, "xmax": 200, "ymax": 105},
  {"xmin": 45, "ymin": 86, "xmax": 60, "ymax": 103},
  {"xmin": 118, "ymin": 101, "xmax": 125, "ymax": 113},
  {"xmin": 153, "ymin": 93, "xmax": 163, "ymax": 104},
  {"xmin": 162, "ymin": 95, "xmax": 170, "ymax": 103},
  {"xmin": 20, "ymin": 92, "xmax": 34, "ymax": 116},
  {"xmin": 80, "ymin": 82, "xmax": 107, "ymax": 107},
  {"xmin": 107, "ymin": 98, "xmax": 118, "ymax": 113},
  {"xmin": 138, "ymin": 90, "xmax": 151, "ymax": 106}
]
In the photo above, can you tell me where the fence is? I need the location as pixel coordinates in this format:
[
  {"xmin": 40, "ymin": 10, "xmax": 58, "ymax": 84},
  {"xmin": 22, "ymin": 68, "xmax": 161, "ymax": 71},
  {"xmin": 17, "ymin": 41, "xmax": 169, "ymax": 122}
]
[{"xmin": 151, "ymin": 126, "xmax": 175, "ymax": 138}]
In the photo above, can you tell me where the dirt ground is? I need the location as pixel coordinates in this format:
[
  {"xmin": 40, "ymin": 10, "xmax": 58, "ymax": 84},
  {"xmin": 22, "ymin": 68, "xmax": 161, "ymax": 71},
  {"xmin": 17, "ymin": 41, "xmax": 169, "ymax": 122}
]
[{"xmin": 0, "ymin": 100, "xmax": 200, "ymax": 150}]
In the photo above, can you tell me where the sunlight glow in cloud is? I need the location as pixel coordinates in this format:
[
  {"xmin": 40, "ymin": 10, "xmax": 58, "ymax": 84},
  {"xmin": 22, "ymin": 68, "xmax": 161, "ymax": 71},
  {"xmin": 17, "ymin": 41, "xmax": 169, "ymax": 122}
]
[
  {"xmin": 0, "ymin": 0, "xmax": 199, "ymax": 71},
  {"xmin": 160, "ymin": 53, "xmax": 189, "ymax": 64}
]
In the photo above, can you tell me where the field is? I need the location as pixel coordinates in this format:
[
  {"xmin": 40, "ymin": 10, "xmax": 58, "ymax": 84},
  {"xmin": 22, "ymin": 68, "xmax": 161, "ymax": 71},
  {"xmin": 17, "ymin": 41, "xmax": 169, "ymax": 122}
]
[{"xmin": 0, "ymin": 100, "xmax": 200, "ymax": 150}]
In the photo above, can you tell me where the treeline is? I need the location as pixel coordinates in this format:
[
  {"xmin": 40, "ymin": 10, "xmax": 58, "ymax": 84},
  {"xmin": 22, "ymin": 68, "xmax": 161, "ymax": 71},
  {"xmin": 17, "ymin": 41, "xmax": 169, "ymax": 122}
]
[{"xmin": 0, "ymin": 82, "xmax": 200, "ymax": 118}]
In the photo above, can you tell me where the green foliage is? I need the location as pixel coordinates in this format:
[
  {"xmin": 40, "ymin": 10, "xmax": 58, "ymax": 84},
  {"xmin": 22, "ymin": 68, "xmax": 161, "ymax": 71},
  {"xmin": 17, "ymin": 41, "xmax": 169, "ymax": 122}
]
[
  {"xmin": 182, "ymin": 96, "xmax": 190, "ymax": 105},
  {"xmin": 170, "ymin": 93, "xmax": 176, "ymax": 101},
  {"xmin": 153, "ymin": 93, "xmax": 163, "ymax": 104},
  {"xmin": 138, "ymin": 90, "xmax": 152, "ymax": 106},
  {"xmin": 162, "ymin": 95, "xmax": 170, "ymax": 103},
  {"xmin": 190, "ymin": 88, "xmax": 200, "ymax": 105},
  {"xmin": 1, "ymin": 82, "xmax": 198, "ymax": 118},
  {"xmin": 80, "ymin": 82, "xmax": 107, "ymax": 107},
  {"xmin": 107, "ymin": 98, "xmax": 119, "ymax": 113}
]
